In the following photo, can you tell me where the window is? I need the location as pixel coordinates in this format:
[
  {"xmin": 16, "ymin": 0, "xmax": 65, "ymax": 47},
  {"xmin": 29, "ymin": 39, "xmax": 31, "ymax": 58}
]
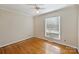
[{"xmin": 45, "ymin": 16, "xmax": 60, "ymax": 40}]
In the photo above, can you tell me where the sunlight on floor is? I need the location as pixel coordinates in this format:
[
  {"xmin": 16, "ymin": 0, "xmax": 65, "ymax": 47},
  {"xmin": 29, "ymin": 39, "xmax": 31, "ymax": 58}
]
[{"xmin": 44, "ymin": 43, "xmax": 60, "ymax": 54}]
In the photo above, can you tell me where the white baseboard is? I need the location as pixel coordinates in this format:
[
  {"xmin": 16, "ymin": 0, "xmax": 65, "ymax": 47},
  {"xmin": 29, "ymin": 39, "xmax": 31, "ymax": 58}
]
[
  {"xmin": 36, "ymin": 37, "xmax": 78, "ymax": 49},
  {"xmin": 77, "ymin": 49, "xmax": 79, "ymax": 52},
  {"xmin": 0, "ymin": 36, "xmax": 33, "ymax": 48}
]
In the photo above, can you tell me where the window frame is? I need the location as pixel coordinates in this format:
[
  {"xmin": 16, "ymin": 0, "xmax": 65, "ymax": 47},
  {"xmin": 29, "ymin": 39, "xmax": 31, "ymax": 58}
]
[{"xmin": 45, "ymin": 16, "xmax": 61, "ymax": 40}]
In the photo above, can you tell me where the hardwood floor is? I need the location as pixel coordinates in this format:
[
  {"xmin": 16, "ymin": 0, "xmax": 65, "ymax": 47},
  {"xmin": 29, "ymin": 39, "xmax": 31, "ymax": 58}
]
[{"xmin": 0, "ymin": 37, "xmax": 78, "ymax": 54}]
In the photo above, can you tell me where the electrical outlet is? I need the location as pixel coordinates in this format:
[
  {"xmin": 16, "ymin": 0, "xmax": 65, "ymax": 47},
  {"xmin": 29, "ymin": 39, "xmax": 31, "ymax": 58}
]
[{"xmin": 64, "ymin": 40, "xmax": 66, "ymax": 42}]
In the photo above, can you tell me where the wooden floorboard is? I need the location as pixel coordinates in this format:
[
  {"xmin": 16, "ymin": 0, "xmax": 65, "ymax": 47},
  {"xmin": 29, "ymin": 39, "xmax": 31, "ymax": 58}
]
[{"xmin": 0, "ymin": 37, "xmax": 78, "ymax": 54}]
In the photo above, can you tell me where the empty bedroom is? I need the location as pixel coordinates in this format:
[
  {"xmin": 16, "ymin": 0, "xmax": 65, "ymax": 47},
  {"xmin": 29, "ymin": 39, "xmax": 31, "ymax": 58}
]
[{"xmin": 0, "ymin": 4, "xmax": 79, "ymax": 54}]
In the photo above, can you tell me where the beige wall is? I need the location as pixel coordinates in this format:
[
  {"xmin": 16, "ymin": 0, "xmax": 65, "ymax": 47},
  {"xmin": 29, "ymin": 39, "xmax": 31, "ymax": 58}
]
[
  {"xmin": 0, "ymin": 9, "xmax": 33, "ymax": 47},
  {"xmin": 34, "ymin": 5, "xmax": 78, "ymax": 48}
]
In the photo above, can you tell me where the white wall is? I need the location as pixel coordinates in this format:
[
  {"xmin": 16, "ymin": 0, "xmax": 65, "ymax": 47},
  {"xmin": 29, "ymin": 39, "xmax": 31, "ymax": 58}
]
[
  {"xmin": 34, "ymin": 5, "xmax": 78, "ymax": 48},
  {"xmin": 0, "ymin": 9, "xmax": 33, "ymax": 47},
  {"xmin": 77, "ymin": 5, "xmax": 79, "ymax": 51}
]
